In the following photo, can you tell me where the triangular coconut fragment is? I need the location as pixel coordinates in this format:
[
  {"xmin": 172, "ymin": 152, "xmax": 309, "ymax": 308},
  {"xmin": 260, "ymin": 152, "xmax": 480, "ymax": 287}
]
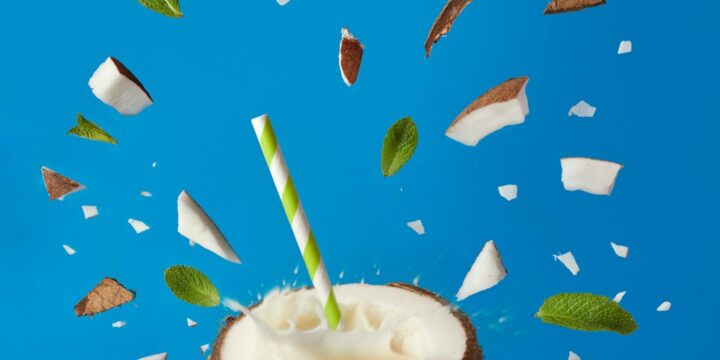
[
  {"xmin": 457, "ymin": 240, "xmax": 508, "ymax": 301},
  {"xmin": 41, "ymin": 167, "xmax": 85, "ymax": 201},
  {"xmin": 177, "ymin": 191, "xmax": 240, "ymax": 263},
  {"xmin": 498, "ymin": 184, "xmax": 518, "ymax": 201},
  {"xmin": 88, "ymin": 57, "xmax": 153, "ymax": 116},
  {"xmin": 446, "ymin": 77, "xmax": 530, "ymax": 146},
  {"xmin": 187, "ymin": 318, "xmax": 198, "ymax": 328},
  {"xmin": 568, "ymin": 100, "xmax": 596, "ymax": 117},
  {"xmin": 138, "ymin": 352, "xmax": 167, "ymax": 360},
  {"xmin": 140, "ymin": 191, "xmax": 152, "ymax": 197},
  {"xmin": 543, "ymin": 0, "xmax": 606, "ymax": 15},
  {"xmin": 554, "ymin": 251, "xmax": 580, "ymax": 275},
  {"xmin": 610, "ymin": 242, "xmax": 629, "ymax": 258},
  {"xmin": 338, "ymin": 28, "xmax": 364, "ymax": 86},
  {"xmin": 618, "ymin": 40, "xmax": 632, "ymax": 54},
  {"xmin": 424, "ymin": 0, "xmax": 474, "ymax": 57},
  {"xmin": 200, "ymin": 344, "xmax": 210, "ymax": 355},
  {"xmin": 74, "ymin": 277, "xmax": 135, "ymax": 316},
  {"xmin": 561, "ymin": 157, "xmax": 623, "ymax": 195},
  {"xmin": 569, "ymin": 351, "xmax": 581, "ymax": 360},
  {"xmin": 128, "ymin": 218, "xmax": 150, "ymax": 234},
  {"xmin": 657, "ymin": 301, "xmax": 672, "ymax": 312},
  {"xmin": 82, "ymin": 205, "xmax": 99, "ymax": 219},
  {"xmin": 112, "ymin": 321, "xmax": 126, "ymax": 328},
  {"xmin": 613, "ymin": 291, "xmax": 627, "ymax": 303},
  {"xmin": 62, "ymin": 244, "xmax": 76, "ymax": 255},
  {"xmin": 406, "ymin": 220, "xmax": 425, "ymax": 235}
]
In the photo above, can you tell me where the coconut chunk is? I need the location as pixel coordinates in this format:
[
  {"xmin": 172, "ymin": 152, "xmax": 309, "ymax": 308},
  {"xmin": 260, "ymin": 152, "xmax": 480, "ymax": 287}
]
[
  {"xmin": 112, "ymin": 321, "xmax": 126, "ymax": 328},
  {"xmin": 543, "ymin": 0, "xmax": 606, "ymax": 15},
  {"xmin": 613, "ymin": 291, "xmax": 627, "ymax": 303},
  {"xmin": 138, "ymin": 352, "xmax": 167, "ymax": 360},
  {"xmin": 424, "ymin": 0, "xmax": 474, "ymax": 57},
  {"xmin": 657, "ymin": 301, "xmax": 672, "ymax": 312},
  {"xmin": 201, "ymin": 344, "xmax": 210, "ymax": 355},
  {"xmin": 618, "ymin": 40, "xmax": 632, "ymax": 54},
  {"xmin": 178, "ymin": 190, "xmax": 240, "ymax": 263},
  {"xmin": 62, "ymin": 244, "xmax": 76, "ymax": 255},
  {"xmin": 41, "ymin": 167, "xmax": 85, "ymax": 201},
  {"xmin": 406, "ymin": 220, "xmax": 425, "ymax": 235},
  {"xmin": 140, "ymin": 191, "xmax": 152, "ymax": 197},
  {"xmin": 457, "ymin": 240, "xmax": 507, "ymax": 301},
  {"xmin": 569, "ymin": 351, "xmax": 581, "ymax": 360},
  {"xmin": 187, "ymin": 318, "xmax": 198, "ymax": 328},
  {"xmin": 568, "ymin": 100, "xmax": 596, "ymax": 117},
  {"xmin": 554, "ymin": 252, "xmax": 580, "ymax": 275},
  {"xmin": 88, "ymin": 57, "xmax": 153, "ymax": 116},
  {"xmin": 82, "ymin": 205, "xmax": 99, "ymax": 219},
  {"xmin": 128, "ymin": 218, "xmax": 150, "ymax": 234},
  {"xmin": 610, "ymin": 242, "xmax": 629, "ymax": 258},
  {"xmin": 446, "ymin": 77, "xmax": 529, "ymax": 146},
  {"xmin": 338, "ymin": 28, "xmax": 364, "ymax": 86},
  {"xmin": 74, "ymin": 277, "xmax": 135, "ymax": 316},
  {"xmin": 498, "ymin": 184, "xmax": 518, "ymax": 201},
  {"xmin": 560, "ymin": 157, "xmax": 623, "ymax": 195}
]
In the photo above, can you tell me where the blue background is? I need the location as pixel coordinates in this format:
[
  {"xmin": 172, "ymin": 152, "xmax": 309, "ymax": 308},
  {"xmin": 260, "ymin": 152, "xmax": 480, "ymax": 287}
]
[{"xmin": 0, "ymin": 0, "xmax": 716, "ymax": 358}]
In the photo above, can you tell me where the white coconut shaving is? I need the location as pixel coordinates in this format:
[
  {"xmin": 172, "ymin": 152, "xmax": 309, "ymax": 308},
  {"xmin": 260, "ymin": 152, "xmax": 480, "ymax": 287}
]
[
  {"xmin": 128, "ymin": 218, "xmax": 150, "ymax": 234},
  {"xmin": 657, "ymin": 301, "xmax": 672, "ymax": 312},
  {"xmin": 112, "ymin": 321, "xmax": 126, "ymax": 328},
  {"xmin": 610, "ymin": 242, "xmax": 629, "ymax": 258},
  {"xmin": 569, "ymin": 351, "xmax": 581, "ymax": 360},
  {"xmin": 406, "ymin": 220, "xmax": 425, "ymax": 235},
  {"xmin": 177, "ymin": 190, "xmax": 240, "ymax": 263},
  {"xmin": 138, "ymin": 352, "xmax": 167, "ymax": 360},
  {"xmin": 561, "ymin": 157, "xmax": 623, "ymax": 195},
  {"xmin": 497, "ymin": 184, "xmax": 518, "ymax": 201},
  {"xmin": 82, "ymin": 205, "xmax": 99, "ymax": 219},
  {"xmin": 223, "ymin": 297, "xmax": 244, "ymax": 313},
  {"xmin": 412, "ymin": 275, "xmax": 421, "ymax": 287},
  {"xmin": 618, "ymin": 40, "xmax": 632, "ymax": 54},
  {"xmin": 613, "ymin": 291, "xmax": 627, "ymax": 303},
  {"xmin": 276, "ymin": 0, "xmax": 290, "ymax": 5},
  {"xmin": 140, "ymin": 191, "xmax": 152, "ymax": 197},
  {"xmin": 457, "ymin": 240, "xmax": 508, "ymax": 301},
  {"xmin": 200, "ymin": 344, "xmax": 210, "ymax": 355},
  {"xmin": 554, "ymin": 252, "xmax": 580, "ymax": 276},
  {"xmin": 62, "ymin": 244, "xmax": 76, "ymax": 255},
  {"xmin": 187, "ymin": 318, "xmax": 198, "ymax": 328},
  {"xmin": 568, "ymin": 100, "xmax": 597, "ymax": 117}
]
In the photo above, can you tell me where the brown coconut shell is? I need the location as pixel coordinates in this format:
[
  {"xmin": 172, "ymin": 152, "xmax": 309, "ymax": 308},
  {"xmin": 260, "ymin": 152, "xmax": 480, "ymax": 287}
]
[
  {"xmin": 210, "ymin": 283, "xmax": 482, "ymax": 360},
  {"xmin": 41, "ymin": 167, "xmax": 84, "ymax": 201},
  {"xmin": 74, "ymin": 277, "xmax": 135, "ymax": 316},
  {"xmin": 424, "ymin": 0, "xmax": 474, "ymax": 58},
  {"xmin": 543, "ymin": 0, "xmax": 606, "ymax": 15},
  {"xmin": 447, "ymin": 76, "xmax": 528, "ymax": 130},
  {"xmin": 339, "ymin": 29, "xmax": 364, "ymax": 85}
]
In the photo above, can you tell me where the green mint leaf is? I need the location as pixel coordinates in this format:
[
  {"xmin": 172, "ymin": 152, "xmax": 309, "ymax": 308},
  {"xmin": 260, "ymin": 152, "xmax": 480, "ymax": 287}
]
[
  {"xmin": 164, "ymin": 265, "xmax": 220, "ymax": 307},
  {"xmin": 138, "ymin": 0, "xmax": 183, "ymax": 18},
  {"xmin": 381, "ymin": 116, "xmax": 418, "ymax": 176},
  {"xmin": 67, "ymin": 113, "xmax": 118, "ymax": 144},
  {"xmin": 535, "ymin": 293, "xmax": 638, "ymax": 335}
]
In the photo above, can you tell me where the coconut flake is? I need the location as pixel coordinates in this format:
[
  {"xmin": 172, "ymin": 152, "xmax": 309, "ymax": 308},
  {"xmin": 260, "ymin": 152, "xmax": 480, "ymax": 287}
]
[
  {"xmin": 128, "ymin": 218, "xmax": 150, "ymax": 234},
  {"xmin": 569, "ymin": 351, "xmax": 581, "ymax": 360},
  {"xmin": 457, "ymin": 240, "xmax": 508, "ymax": 301},
  {"xmin": 618, "ymin": 40, "xmax": 632, "ymax": 54},
  {"xmin": 544, "ymin": 0, "xmax": 606, "ymax": 14},
  {"xmin": 498, "ymin": 184, "xmax": 518, "ymax": 201},
  {"xmin": 610, "ymin": 242, "xmax": 629, "ymax": 258},
  {"xmin": 412, "ymin": 275, "xmax": 421, "ymax": 286},
  {"xmin": 89, "ymin": 57, "xmax": 152, "ymax": 116},
  {"xmin": 187, "ymin": 318, "xmax": 198, "ymax": 328},
  {"xmin": 41, "ymin": 167, "xmax": 85, "ymax": 201},
  {"xmin": 613, "ymin": 291, "xmax": 627, "ymax": 303},
  {"xmin": 138, "ymin": 352, "xmax": 167, "ymax": 360},
  {"xmin": 62, "ymin": 244, "xmax": 76, "ymax": 255},
  {"xmin": 338, "ymin": 28, "xmax": 364, "ymax": 86},
  {"xmin": 406, "ymin": 220, "xmax": 425, "ymax": 235},
  {"xmin": 657, "ymin": 301, "xmax": 672, "ymax": 312},
  {"xmin": 277, "ymin": 0, "xmax": 290, "ymax": 5},
  {"xmin": 112, "ymin": 321, "xmax": 126, "ymax": 328},
  {"xmin": 568, "ymin": 100, "xmax": 597, "ymax": 118},
  {"xmin": 200, "ymin": 344, "xmax": 210, "ymax": 355},
  {"xmin": 82, "ymin": 205, "xmax": 99, "ymax": 219},
  {"xmin": 140, "ymin": 191, "xmax": 152, "ymax": 197},
  {"xmin": 424, "ymin": 0, "xmax": 474, "ymax": 57},
  {"xmin": 554, "ymin": 252, "xmax": 580, "ymax": 276},
  {"xmin": 178, "ymin": 190, "xmax": 240, "ymax": 263},
  {"xmin": 561, "ymin": 157, "xmax": 623, "ymax": 195}
]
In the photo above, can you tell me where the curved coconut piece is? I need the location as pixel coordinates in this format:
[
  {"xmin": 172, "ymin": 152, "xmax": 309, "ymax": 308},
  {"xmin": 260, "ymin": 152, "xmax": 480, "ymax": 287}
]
[
  {"xmin": 543, "ymin": 0, "xmax": 606, "ymax": 15},
  {"xmin": 211, "ymin": 283, "xmax": 482, "ymax": 360},
  {"xmin": 457, "ymin": 240, "xmax": 508, "ymax": 301},
  {"xmin": 41, "ymin": 166, "xmax": 85, "ymax": 201},
  {"xmin": 560, "ymin": 157, "xmax": 623, "ymax": 195},
  {"xmin": 339, "ymin": 28, "xmax": 364, "ymax": 86},
  {"xmin": 89, "ymin": 57, "xmax": 153, "ymax": 116},
  {"xmin": 424, "ymin": 0, "xmax": 474, "ymax": 58},
  {"xmin": 178, "ymin": 190, "xmax": 240, "ymax": 263}
]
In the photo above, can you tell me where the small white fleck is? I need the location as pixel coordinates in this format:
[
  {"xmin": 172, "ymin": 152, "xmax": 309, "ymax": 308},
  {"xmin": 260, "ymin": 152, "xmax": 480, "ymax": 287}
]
[
  {"xmin": 62, "ymin": 244, "xmax": 76, "ymax": 255},
  {"xmin": 497, "ymin": 184, "xmax": 518, "ymax": 201},
  {"xmin": 82, "ymin": 205, "xmax": 99, "ymax": 219},
  {"xmin": 613, "ymin": 291, "xmax": 627, "ymax": 303},
  {"xmin": 407, "ymin": 220, "xmax": 425, "ymax": 235},
  {"xmin": 186, "ymin": 318, "xmax": 198, "ymax": 328},
  {"xmin": 657, "ymin": 301, "xmax": 672, "ymax": 312},
  {"xmin": 111, "ymin": 321, "xmax": 126, "ymax": 328},
  {"xmin": 568, "ymin": 100, "xmax": 597, "ymax": 118},
  {"xmin": 200, "ymin": 344, "xmax": 210, "ymax": 355},
  {"xmin": 293, "ymin": 265, "xmax": 299, "ymax": 275},
  {"xmin": 151, "ymin": 162, "xmax": 157, "ymax": 168},
  {"xmin": 412, "ymin": 275, "xmax": 420, "ymax": 286},
  {"xmin": 610, "ymin": 242, "xmax": 629, "ymax": 258},
  {"xmin": 140, "ymin": 191, "xmax": 152, "ymax": 197},
  {"xmin": 618, "ymin": 40, "xmax": 632, "ymax": 54},
  {"xmin": 338, "ymin": 270, "xmax": 345, "ymax": 279},
  {"xmin": 569, "ymin": 351, "xmax": 581, "ymax": 360},
  {"xmin": 128, "ymin": 218, "xmax": 150, "ymax": 234},
  {"xmin": 554, "ymin": 252, "xmax": 580, "ymax": 276},
  {"xmin": 277, "ymin": 0, "xmax": 290, "ymax": 5}
]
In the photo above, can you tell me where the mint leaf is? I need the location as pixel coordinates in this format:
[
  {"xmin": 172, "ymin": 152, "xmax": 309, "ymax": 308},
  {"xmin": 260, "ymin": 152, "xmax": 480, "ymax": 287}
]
[
  {"xmin": 138, "ymin": 0, "xmax": 183, "ymax": 18},
  {"xmin": 164, "ymin": 265, "xmax": 220, "ymax": 307},
  {"xmin": 381, "ymin": 116, "xmax": 418, "ymax": 176},
  {"xmin": 67, "ymin": 113, "xmax": 117, "ymax": 144},
  {"xmin": 535, "ymin": 293, "xmax": 638, "ymax": 335}
]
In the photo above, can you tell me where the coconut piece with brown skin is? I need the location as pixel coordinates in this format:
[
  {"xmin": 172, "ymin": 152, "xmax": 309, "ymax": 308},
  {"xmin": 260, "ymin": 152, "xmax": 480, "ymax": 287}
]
[
  {"xmin": 89, "ymin": 57, "xmax": 153, "ymax": 116},
  {"xmin": 338, "ymin": 28, "xmax": 364, "ymax": 86},
  {"xmin": 543, "ymin": 0, "xmax": 606, "ymax": 15},
  {"xmin": 41, "ymin": 166, "xmax": 85, "ymax": 201},
  {"xmin": 445, "ymin": 77, "xmax": 529, "ymax": 146},
  {"xmin": 211, "ymin": 283, "xmax": 482, "ymax": 360},
  {"xmin": 74, "ymin": 277, "xmax": 135, "ymax": 316},
  {"xmin": 424, "ymin": 0, "xmax": 474, "ymax": 58}
]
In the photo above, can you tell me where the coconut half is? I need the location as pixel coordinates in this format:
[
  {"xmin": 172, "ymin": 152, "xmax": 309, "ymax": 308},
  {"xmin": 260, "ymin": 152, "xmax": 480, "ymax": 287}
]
[
  {"xmin": 339, "ymin": 28, "xmax": 364, "ymax": 86},
  {"xmin": 560, "ymin": 157, "xmax": 623, "ymax": 195},
  {"xmin": 543, "ymin": 0, "xmax": 606, "ymax": 15},
  {"xmin": 88, "ymin": 57, "xmax": 153, "ymax": 116},
  {"xmin": 211, "ymin": 283, "xmax": 482, "ymax": 360},
  {"xmin": 177, "ymin": 190, "xmax": 241, "ymax": 264},
  {"xmin": 424, "ymin": 0, "xmax": 474, "ymax": 58},
  {"xmin": 446, "ymin": 77, "xmax": 529, "ymax": 146},
  {"xmin": 41, "ymin": 166, "xmax": 85, "ymax": 201},
  {"xmin": 457, "ymin": 240, "xmax": 507, "ymax": 301}
]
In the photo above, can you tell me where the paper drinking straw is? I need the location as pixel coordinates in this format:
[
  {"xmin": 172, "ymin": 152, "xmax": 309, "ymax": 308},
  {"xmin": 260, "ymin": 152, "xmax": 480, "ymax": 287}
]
[{"xmin": 251, "ymin": 114, "xmax": 342, "ymax": 330}]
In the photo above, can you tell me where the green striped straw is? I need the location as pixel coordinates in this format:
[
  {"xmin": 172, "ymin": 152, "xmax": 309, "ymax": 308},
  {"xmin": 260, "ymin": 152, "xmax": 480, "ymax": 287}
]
[{"xmin": 251, "ymin": 114, "xmax": 342, "ymax": 330}]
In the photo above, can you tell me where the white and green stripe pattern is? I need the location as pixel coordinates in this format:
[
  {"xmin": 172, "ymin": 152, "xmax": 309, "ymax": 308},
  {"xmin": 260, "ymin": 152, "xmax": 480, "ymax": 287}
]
[{"xmin": 251, "ymin": 114, "xmax": 342, "ymax": 330}]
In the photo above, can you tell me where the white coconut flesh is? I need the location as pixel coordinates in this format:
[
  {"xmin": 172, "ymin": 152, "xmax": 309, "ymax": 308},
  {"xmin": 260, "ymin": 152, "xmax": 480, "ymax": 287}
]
[
  {"xmin": 89, "ymin": 57, "xmax": 153, "ymax": 116},
  {"xmin": 177, "ymin": 190, "xmax": 241, "ymax": 263},
  {"xmin": 214, "ymin": 283, "xmax": 480, "ymax": 360},
  {"xmin": 560, "ymin": 157, "xmax": 623, "ymax": 195}
]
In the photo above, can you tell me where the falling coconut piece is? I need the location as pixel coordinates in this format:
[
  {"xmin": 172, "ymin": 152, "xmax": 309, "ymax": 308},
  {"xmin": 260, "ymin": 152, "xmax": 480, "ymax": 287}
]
[
  {"xmin": 138, "ymin": 353, "xmax": 167, "ymax": 360},
  {"xmin": 88, "ymin": 57, "xmax": 153, "ymax": 116},
  {"xmin": 569, "ymin": 351, "xmax": 581, "ymax": 360},
  {"xmin": 112, "ymin": 321, "xmax": 127, "ymax": 328},
  {"xmin": 211, "ymin": 283, "xmax": 482, "ymax": 360},
  {"xmin": 140, "ymin": 191, "xmax": 152, "ymax": 197},
  {"xmin": 81, "ymin": 205, "xmax": 99, "ymax": 219},
  {"xmin": 177, "ymin": 191, "xmax": 240, "ymax": 263},
  {"xmin": 568, "ymin": 100, "xmax": 597, "ymax": 118},
  {"xmin": 277, "ymin": 0, "xmax": 290, "ymax": 5},
  {"xmin": 406, "ymin": 220, "xmax": 425, "ymax": 235},
  {"xmin": 128, "ymin": 218, "xmax": 150, "ymax": 234},
  {"xmin": 498, "ymin": 184, "xmax": 518, "ymax": 201},
  {"xmin": 187, "ymin": 318, "xmax": 198, "ymax": 328},
  {"xmin": 424, "ymin": 0, "xmax": 474, "ymax": 57},
  {"xmin": 613, "ymin": 291, "xmax": 627, "ymax": 303},
  {"xmin": 201, "ymin": 344, "xmax": 210, "ymax": 355},
  {"xmin": 610, "ymin": 242, "xmax": 629, "ymax": 258},
  {"xmin": 41, "ymin": 167, "xmax": 85, "ymax": 201},
  {"xmin": 543, "ymin": 0, "xmax": 606, "ymax": 15},
  {"xmin": 657, "ymin": 301, "xmax": 672, "ymax": 312},
  {"xmin": 152, "ymin": 162, "xmax": 157, "ymax": 168},
  {"xmin": 554, "ymin": 252, "xmax": 580, "ymax": 276},
  {"xmin": 618, "ymin": 40, "xmax": 632, "ymax": 54},
  {"xmin": 62, "ymin": 244, "xmax": 76, "ymax": 255},
  {"xmin": 74, "ymin": 277, "xmax": 135, "ymax": 316},
  {"xmin": 561, "ymin": 157, "xmax": 623, "ymax": 195},
  {"xmin": 338, "ymin": 28, "xmax": 364, "ymax": 86},
  {"xmin": 446, "ymin": 77, "xmax": 529, "ymax": 146},
  {"xmin": 457, "ymin": 240, "xmax": 508, "ymax": 301}
]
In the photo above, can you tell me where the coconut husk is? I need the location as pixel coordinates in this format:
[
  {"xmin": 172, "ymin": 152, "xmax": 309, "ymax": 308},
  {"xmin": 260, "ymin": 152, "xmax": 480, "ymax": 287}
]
[
  {"xmin": 424, "ymin": 0, "xmax": 474, "ymax": 58},
  {"xmin": 74, "ymin": 277, "xmax": 135, "ymax": 316},
  {"xmin": 41, "ymin": 167, "xmax": 84, "ymax": 201},
  {"xmin": 543, "ymin": 0, "xmax": 606, "ymax": 15}
]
